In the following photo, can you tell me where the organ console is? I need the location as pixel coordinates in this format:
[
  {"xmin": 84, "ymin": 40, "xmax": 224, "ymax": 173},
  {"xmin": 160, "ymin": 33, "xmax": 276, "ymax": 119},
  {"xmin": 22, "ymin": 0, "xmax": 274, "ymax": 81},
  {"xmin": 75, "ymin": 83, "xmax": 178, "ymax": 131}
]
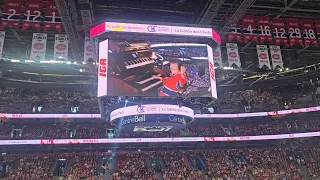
[
  {"xmin": 107, "ymin": 40, "xmax": 210, "ymax": 96},
  {"xmin": 108, "ymin": 40, "xmax": 168, "ymax": 96}
]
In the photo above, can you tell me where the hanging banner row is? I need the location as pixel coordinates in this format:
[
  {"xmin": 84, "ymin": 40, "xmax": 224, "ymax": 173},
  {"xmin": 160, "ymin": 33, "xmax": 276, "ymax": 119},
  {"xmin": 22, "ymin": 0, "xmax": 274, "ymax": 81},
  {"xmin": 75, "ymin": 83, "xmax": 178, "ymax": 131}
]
[
  {"xmin": 1, "ymin": 0, "xmax": 62, "ymax": 32},
  {"xmin": 30, "ymin": 33, "xmax": 97, "ymax": 61},
  {"xmin": 213, "ymin": 43, "xmax": 283, "ymax": 70},
  {"xmin": 0, "ymin": 32, "xmax": 96, "ymax": 61},
  {"xmin": 228, "ymin": 14, "xmax": 320, "ymax": 47}
]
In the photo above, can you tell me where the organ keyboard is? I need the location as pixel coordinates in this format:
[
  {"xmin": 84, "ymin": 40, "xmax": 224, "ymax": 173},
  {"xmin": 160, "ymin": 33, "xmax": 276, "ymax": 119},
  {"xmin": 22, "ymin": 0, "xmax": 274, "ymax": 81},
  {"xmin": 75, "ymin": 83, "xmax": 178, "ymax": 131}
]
[
  {"xmin": 108, "ymin": 40, "xmax": 168, "ymax": 95},
  {"xmin": 124, "ymin": 58, "xmax": 155, "ymax": 69}
]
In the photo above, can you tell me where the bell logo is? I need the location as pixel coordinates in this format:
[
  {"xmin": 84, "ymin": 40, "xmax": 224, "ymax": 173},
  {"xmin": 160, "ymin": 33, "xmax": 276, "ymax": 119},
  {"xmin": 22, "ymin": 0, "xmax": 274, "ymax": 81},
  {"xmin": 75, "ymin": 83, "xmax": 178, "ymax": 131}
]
[{"xmin": 99, "ymin": 59, "xmax": 107, "ymax": 77}]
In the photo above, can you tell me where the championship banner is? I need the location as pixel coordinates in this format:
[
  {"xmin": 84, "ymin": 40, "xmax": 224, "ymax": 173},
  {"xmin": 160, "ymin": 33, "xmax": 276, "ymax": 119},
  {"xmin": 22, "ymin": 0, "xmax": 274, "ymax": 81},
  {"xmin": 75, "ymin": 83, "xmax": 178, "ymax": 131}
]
[
  {"xmin": 272, "ymin": 18, "xmax": 289, "ymax": 46},
  {"xmin": 242, "ymin": 14, "xmax": 258, "ymax": 44},
  {"xmin": 213, "ymin": 47, "xmax": 223, "ymax": 67},
  {"xmin": 53, "ymin": 34, "xmax": 68, "ymax": 60},
  {"xmin": 269, "ymin": 45, "xmax": 284, "ymax": 70},
  {"xmin": 301, "ymin": 19, "xmax": 318, "ymax": 47},
  {"xmin": 1, "ymin": 0, "xmax": 22, "ymax": 30},
  {"xmin": 257, "ymin": 16, "xmax": 272, "ymax": 44},
  {"xmin": 22, "ymin": 0, "xmax": 44, "ymax": 31},
  {"xmin": 0, "ymin": 32, "xmax": 5, "ymax": 60},
  {"xmin": 44, "ymin": 0, "xmax": 62, "ymax": 32},
  {"xmin": 226, "ymin": 43, "xmax": 241, "ymax": 68},
  {"xmin": 83, "ymin": 37, "xmax": 94, "ymax": 62},
  {"xmin": 286, "ymin": 18, "xmax": 303, "ymax": 47},
  {"xmin": 30, "ymin": 33, "xmax": 47, "ymax": 60},
  {"xmin": 227, "ymin": 22, "xmax": 242, "ymax": 43},
  {"xmin": 256, "ymin": 45, "xmax": 271, "ymax": 69}
]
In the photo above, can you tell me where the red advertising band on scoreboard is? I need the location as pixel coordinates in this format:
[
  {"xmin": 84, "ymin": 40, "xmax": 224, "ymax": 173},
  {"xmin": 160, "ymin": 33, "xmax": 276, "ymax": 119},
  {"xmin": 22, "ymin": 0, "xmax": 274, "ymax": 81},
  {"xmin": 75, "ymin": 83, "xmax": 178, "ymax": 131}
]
[
  {"xmin": 22, "ymin": 0, "xmax": 44, "ymax": 32},
  {"xmin": 1, "ymin": 0, "xmax": 22, "ymax": 31},
  {"xmin": 44, "ymin": 0, "xmax": 62, "ymax": 32}
]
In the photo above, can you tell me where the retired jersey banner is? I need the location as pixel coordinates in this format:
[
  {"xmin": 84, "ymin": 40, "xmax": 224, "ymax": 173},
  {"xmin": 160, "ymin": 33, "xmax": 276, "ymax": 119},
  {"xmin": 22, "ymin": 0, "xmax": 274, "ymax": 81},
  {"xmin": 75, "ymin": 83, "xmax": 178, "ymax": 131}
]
[
  {"xmin": 226, "ymin": 43, "xmax": 241, "ymax": 68},
  {"xmin": 301, "ymin": 19, "xmax": 318, "ymax": 47},
  {"xmin": 53, "ymin": 34, "xmax": 68, "ymax": 60},
  {"xmin": 272, "ymin": 18, "xmax": 289, "ymax": 47},
  {"xmin": 83, "ymin": 37, "xmax": 94, "ymax": 62},
  {"xmin": 22, "ymin": 0, "xmax": 44, "ymax": 31},
  {"xmin": 44, "ymin": 0, "xmax": 62, "ymax": 32},
  {"xmin": 228, "ymin": 22, "xmax": 242, "ymax": 43},
  {"xmin": 30, "ymin": 33, "xmax": 47, "ymax": 60},
  {"xmin": 213, "ymin": 47, "xmax": 223, "ymax": 67},
  {"xmin": 1, "ymin": 0, "xmax": 22, "ymax": 30},
  {"xmin": 256, "ymin": 45, "xmax": 271, "ymax": 69},
  {"xmin": 269, "ymin": 45, "xmax": 283, "ymax": 70},
  {"xmin": 0, "ymin": 32, "xmax": 5, "ymax": 60},
  {"xmin": 286, "ymin": 18, "xmax": 303, "ymax": 47},
  {"xmin": 257, "ymin": 16, "xmax": 272, "ymax": 44},
  {"xmin": 242, "ymin": 14, "xmax": 258, "ymax": 44},
  {"xmin": 316, "ymin": 20, "xmax": 320, "ymax": 44}
]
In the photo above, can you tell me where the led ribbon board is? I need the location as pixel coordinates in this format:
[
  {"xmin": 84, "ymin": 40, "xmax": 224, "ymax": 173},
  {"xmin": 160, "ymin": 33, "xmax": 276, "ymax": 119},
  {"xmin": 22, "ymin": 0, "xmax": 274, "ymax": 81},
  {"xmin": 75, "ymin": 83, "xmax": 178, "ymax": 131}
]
[
  {"xmin": 110, "ymin": 104, "xmax": 194, "ymax": 132},
  {"xmin": 1, "ymin": 131, "xmax": 320, "ymax": 145},
  {"xmin": 90, "ymin": 22, "xmax": 221, "ymax": 45}
]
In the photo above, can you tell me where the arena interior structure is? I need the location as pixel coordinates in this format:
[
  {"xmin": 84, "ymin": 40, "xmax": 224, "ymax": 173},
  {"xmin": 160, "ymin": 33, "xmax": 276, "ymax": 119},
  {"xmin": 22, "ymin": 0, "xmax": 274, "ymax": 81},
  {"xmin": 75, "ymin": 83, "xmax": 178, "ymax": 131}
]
[{"xmin": 1, "ymin": 0, "xmax": 320, "ymax": 179}]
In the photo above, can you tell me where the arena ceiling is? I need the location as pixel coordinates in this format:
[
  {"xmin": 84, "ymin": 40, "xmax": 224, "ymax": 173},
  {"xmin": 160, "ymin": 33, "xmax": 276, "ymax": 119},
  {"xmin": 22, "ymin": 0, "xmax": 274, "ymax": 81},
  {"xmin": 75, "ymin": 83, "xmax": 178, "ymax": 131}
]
[{"xmin": 1, "ymin": 0, "xmax": 320, "ymax": 65}]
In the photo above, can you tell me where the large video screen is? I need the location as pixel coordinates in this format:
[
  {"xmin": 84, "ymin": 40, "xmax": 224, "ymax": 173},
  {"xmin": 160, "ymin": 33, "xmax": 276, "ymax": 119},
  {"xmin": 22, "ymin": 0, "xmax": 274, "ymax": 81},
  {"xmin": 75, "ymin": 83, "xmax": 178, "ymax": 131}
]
[{"xmin": 98, "ymin": 40, "xmax": 217, "ymax": 98}]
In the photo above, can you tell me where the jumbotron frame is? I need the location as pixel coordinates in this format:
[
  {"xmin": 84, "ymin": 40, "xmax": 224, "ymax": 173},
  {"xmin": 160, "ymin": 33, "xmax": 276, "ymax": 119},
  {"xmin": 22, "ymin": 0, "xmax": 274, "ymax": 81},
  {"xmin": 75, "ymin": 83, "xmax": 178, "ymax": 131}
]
[{"xmin": 90, "ymin": 21, "xmax": 221, "ymax": 97}]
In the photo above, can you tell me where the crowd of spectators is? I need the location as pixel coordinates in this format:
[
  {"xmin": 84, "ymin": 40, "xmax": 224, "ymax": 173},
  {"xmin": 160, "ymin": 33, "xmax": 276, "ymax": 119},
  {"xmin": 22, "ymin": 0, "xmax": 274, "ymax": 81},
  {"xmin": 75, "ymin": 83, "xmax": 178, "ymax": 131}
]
[
  {"xmin": 305, "ymin": 147, "xmax": 320, "ymax": 179},
  {"xmin": 200, "ymin": 150, "xmax": 249, "ymax": 179},
  {"xmin": 65, "ymin": 153, "xmax": 99, "ymax": 180},
  {"xmin": 211, "ymin": 85, "xmax": 317, "ymax": 114},
  {"xmin": 243, "ymin": 149, "xmax": 301, "ymax": 180},
  {"xmin": 2, "ymin": 147, "xmax": 320, "ymax": 179},
  {"xmin": 0, "ymin": 84, "xmax": 318, "ymax": 114},
  {"xmin": 161, "ymin": 151, "xmax": 202, "ymax": 180},
  {"xmin": 0, "ymin": 88, "xmax": 98, "ymax": 114},
  {"xmin": 111, "ymin": 153, "xmax": 155, "ymax": 180},
  {"xmin": 4, "ymin": 154, "xmax": 53, "ymax": 180},
  {"xmin": 2, "ymin": 152, "xmax": 111, "ymax": 180}
]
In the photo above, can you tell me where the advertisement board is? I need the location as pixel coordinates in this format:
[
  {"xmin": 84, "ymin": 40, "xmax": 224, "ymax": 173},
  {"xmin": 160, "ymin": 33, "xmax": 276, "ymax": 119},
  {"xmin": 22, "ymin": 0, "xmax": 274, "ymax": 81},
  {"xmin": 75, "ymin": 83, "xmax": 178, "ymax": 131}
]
[
  {"xmin": 98, "ymin": 41, "xmax": 217, "ymax": 98},
  {"xmin": 110, "ymin": 104, "xmax": 194, "ymax": 121},
  {"xmin": 90, "ymin": 22, "xmax": 221, "ymax": 45},
  {"xmin": 110, "ymin": 104, "xmax": 194, "ymax": 132}
]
